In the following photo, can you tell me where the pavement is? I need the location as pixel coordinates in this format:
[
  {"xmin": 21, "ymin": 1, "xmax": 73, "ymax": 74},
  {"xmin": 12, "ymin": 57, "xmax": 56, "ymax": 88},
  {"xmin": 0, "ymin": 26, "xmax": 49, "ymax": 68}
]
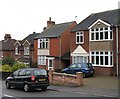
[{"xmin": 48, "ymin": 75, "xmax": 119, "ymax": 97}]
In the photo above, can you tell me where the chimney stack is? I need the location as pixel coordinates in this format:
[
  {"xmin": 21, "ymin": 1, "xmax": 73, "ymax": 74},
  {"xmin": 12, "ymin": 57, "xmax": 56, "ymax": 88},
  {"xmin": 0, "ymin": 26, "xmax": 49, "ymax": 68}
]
[
  {"xmin": 47, "ymin": 17, "xmax": 55, "ymax": 28},
  {"xmin": 4, "ymin": 34, "xmax": 11, "ymax": 40}
]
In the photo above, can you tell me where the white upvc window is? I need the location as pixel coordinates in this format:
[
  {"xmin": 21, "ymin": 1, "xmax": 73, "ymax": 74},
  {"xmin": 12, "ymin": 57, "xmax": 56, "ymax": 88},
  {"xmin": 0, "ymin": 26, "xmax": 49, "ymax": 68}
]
[
  {"xmin": 15, "ymin": 46, "xmax": 20, "ymax": 55},
  {"xmin": 38, "ymin": 39, "xmax": 49, "ymax": 49},
  {"xmin": 90, "ymin": 51, "xmax": 113, "ymax": 67},
  {"xmin": 76, "ymin": 31, "xmax": 84, "ymax": 44},
  {"xmin": 90, "ymin": 27, "xmax": 113, "ymax": 41},
  {"xmin": 24, "ymin": 46, "xmax": 30, "ymax": 55},
  {"xmin": 38, "ymin": 56, "xmax": 46, "ymax": 65},
  {"xmin": 72, "ymin": 56, "xmax": 88, "ymax": 64}
]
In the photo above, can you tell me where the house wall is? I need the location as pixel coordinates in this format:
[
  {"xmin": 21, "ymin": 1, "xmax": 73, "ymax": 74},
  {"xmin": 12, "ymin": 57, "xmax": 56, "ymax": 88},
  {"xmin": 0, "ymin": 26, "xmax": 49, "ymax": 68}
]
[
  {"xmin": 61, "ymin": 22, "xmax": 77, "ymax": 56},
  {"xmin": 50, "ymin": 38, "xmax": 60, "ymax": 57},
  {"xmin": 70, "ymin": 30, "xmax": 89, "ymax": 64},
  {"xmin": 33, "ymin": 39, "xmax": 38, "ymax": 63}
]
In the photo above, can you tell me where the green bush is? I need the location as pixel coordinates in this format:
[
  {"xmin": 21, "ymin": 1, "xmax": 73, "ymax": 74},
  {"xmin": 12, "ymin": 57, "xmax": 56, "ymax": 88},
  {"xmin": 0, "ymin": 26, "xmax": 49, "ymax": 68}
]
[
  {"xmin": 1, "ymin": 65, "xmax": 12, "ymax": 72},
  {"xmin": 11, "ymin": 62, "xmax": 27, "ymax": 71},
  {"xmin": 2, "ymin": 57, "xmax": 15, "ymax": 66}
]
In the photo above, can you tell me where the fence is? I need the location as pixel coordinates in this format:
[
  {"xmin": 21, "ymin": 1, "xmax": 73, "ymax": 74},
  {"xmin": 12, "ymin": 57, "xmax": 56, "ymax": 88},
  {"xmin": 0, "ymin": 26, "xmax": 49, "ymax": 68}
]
[{"xmin": 49, "ymin": 69, "xmax": 83, "ymax": 87}]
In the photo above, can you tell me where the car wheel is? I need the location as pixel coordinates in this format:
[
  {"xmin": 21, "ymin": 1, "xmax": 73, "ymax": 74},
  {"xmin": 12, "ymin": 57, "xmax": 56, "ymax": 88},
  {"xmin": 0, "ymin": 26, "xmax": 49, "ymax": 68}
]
[
  {"xmin": 6, "ymin": 81, "xmax": 11, "ymax": 89},
  {"xmin": 41, "ymin": 87, "xmax": 47, "ymax": 91},
  {"xmin": 23, "ymin": 84, "xmax": 31, "ymax": 92}
]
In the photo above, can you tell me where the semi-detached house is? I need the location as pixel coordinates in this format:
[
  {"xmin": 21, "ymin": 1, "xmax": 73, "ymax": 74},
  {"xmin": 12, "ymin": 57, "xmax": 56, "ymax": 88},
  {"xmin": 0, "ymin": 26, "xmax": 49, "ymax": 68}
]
[
  {"xmin": 71, "ymin": 9, "xmax": 120, "ymax": 76},
  {"xmin": 34, "ymin": 18, "xmax": 77, "ymax": 71}
]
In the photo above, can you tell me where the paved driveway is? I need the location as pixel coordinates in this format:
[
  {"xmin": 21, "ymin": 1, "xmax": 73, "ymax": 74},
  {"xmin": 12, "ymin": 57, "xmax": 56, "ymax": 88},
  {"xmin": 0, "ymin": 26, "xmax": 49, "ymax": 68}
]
[{"xmin": 49, "ymin": 75, "xmax": 119, "ymax": 97}]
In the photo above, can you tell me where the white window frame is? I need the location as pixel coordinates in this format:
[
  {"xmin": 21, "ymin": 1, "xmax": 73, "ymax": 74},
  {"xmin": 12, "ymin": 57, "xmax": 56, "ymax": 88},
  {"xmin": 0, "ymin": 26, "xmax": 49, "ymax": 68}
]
[
  {"xmin": 90, "ymin": 27, "xmax": 113, "ymax": 41},
  {"xmin": 90, "ymin": 51, "xmax": 113, "ymax": 67},
  {"xmin": 24, "ymin": 46, "xmax": 30, "ymax": 55},
  {"xmin": 38, "ymin": 56, "xmax": 46, "ymax": 65},
  {"xmin": 38, "ymin": 39, "xmax": 49, "ymax": 49},
  {"xmin": 76, "ymin": 31, "xmax": 84, "ymax": 44},
  {"xmin": 72, "ymin": 56, "xmax": 88, "ymax": 64},
  {"xmin": 15, "ymin": 46, "xmax": 20, "ymax": 55}
]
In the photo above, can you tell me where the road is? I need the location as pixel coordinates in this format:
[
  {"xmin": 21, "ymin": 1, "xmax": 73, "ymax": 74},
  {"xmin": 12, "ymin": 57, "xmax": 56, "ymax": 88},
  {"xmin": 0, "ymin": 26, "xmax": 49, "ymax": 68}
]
[{"xmin": 1, "ymin": 81, "xmax": 97, "ymax": 98}]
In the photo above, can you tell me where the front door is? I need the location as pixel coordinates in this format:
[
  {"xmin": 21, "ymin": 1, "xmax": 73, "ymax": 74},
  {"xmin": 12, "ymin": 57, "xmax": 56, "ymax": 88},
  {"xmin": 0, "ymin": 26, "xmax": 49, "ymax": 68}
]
[{"xmin": 48, "ymin": 58, "xmax": 54, "ymax": 70}]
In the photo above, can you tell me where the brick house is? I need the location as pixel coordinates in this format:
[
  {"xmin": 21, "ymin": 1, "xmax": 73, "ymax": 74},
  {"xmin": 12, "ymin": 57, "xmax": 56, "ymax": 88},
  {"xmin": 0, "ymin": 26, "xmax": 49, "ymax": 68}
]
[
  {"xmin": 71, "ymin": 9, "xmax": 120, "ymax": 75},
  {"xmin": 14, "ymin": 32, "xmax": 39, "ymax": 65},
  {"xmin": 34, "ymin": 18, "xmax": 77, "ymax": 70},
  {"xmin": 0, "ymin": 34, "xmax": 16, "ymax": 63}
]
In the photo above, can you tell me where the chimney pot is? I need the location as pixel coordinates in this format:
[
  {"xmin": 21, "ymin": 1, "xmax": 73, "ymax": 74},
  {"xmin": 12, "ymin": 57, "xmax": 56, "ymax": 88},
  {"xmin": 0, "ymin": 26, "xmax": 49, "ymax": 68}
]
[{"xmin": 4, "ymin": 34, "xmax": 11, "ymax": 40}]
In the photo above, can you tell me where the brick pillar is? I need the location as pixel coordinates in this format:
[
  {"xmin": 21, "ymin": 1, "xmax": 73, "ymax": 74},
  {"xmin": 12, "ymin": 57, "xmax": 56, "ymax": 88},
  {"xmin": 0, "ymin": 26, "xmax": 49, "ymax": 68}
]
[
  {"xmin": 76, "ymin": 72, "xmax": 83, "ymax": 86},
  {"xmin": 49, "ymin": 68, "xmax": 53, "ymax": 84}
]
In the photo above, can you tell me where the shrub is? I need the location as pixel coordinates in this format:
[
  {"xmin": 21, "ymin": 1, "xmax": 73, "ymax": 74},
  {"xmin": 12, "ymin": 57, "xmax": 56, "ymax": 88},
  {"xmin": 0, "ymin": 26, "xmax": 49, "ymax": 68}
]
[
  {"xmin": 2, "ymin": 57, "xmax": 15, "ymax": 66},
  {"xmin": 11, "ymin": 62, "xmax": 27, "ymax": 71},
  {"xmin": 1, "ymin": 65, "xmax": 12, "ymax": 72}
]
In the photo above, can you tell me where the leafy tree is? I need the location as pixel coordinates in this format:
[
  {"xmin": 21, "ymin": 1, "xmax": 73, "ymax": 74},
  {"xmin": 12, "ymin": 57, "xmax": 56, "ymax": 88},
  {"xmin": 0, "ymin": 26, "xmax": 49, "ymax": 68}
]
[
  {"xmin": 11, "ymin": 62, "xmax": 27, "ymax": 71},
  {"xmin": 2, "ymin": 57, "xmax": 15, "ymax": 66}
]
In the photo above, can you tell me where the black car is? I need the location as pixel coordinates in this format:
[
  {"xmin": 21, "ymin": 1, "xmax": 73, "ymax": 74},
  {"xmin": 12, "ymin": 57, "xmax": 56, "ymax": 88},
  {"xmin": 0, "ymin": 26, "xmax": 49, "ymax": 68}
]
[
  {"xmin": 62, "ymin": 63, "xmax": 94, "ymax": 77},
  {"xmin": 5, "ymin": 68, "xmax": 49, "ymax": 92}
]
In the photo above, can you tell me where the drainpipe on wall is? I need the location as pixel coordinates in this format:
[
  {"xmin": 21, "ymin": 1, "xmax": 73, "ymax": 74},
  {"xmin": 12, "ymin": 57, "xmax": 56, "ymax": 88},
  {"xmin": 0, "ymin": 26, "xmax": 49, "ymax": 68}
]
[
  {"xmin": 116, "ymin": 25, "xmax": 118, "ymax": 76},
  {"xmin": 58, "ymin": 36, "xmax": 62, "ymax": 69}
]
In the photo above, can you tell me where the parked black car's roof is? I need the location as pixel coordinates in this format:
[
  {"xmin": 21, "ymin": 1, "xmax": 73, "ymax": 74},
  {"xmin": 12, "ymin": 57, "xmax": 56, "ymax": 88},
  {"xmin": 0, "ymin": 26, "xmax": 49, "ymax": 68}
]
[{"xmin": 72, "ymin": 9, "xmax": 120, "ymax": 32}]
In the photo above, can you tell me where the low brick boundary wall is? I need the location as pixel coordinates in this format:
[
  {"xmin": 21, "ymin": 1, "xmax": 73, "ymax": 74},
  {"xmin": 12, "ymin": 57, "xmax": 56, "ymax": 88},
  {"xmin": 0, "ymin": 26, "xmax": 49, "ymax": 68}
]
[{"xmin": 49, "ymin": 69, "xmax": 83, "ymax": 87}]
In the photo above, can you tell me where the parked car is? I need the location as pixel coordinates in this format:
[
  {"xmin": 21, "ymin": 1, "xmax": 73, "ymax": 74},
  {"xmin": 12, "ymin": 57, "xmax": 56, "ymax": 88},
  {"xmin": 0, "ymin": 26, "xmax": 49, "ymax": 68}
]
[
  {"xmin": 5, "ymin": 68, "xmax": 49, "ymax": 92},
  {"xmin": 62, "ymin": 63, "xmax": 94, "ymax": 77}
]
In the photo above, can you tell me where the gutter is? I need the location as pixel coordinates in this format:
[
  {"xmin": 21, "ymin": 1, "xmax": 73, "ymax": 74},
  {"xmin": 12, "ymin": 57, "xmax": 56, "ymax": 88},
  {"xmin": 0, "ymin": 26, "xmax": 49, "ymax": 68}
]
[{"xmin": 116, "ymin": 26, "xmax": 118, "ymax": 76}]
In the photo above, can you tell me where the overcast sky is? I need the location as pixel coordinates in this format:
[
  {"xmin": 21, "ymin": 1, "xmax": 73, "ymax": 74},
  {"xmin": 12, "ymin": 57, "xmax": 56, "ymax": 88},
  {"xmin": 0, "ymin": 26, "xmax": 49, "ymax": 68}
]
[{"xmin": 0, "ymin": 0, "xmax": 119, "ymax": 40}]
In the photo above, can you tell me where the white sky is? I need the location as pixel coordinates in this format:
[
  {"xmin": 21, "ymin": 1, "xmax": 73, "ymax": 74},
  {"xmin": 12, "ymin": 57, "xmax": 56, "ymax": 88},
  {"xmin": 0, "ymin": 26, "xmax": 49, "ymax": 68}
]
[{"xmin": 0, "ymin": 0, "xmax": 119, "ymax": 40}]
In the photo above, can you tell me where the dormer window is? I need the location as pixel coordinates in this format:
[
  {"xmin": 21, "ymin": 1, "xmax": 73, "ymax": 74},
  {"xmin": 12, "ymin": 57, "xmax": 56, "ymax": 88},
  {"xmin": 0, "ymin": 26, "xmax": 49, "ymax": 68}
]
[
  {"xmin": 24, "ymin": 46, "xmax": 30, "ymax": 55},
  {"xmin": 90, "ymin": 27, "xmax": 113, "ymax": 41},
  {"xmin": 15, "ymin": 46, "xmax": 20, "ymax": 55},
  {"xmin": 76, "ymin": 31, "xmax": 84, "ymax": 44}
]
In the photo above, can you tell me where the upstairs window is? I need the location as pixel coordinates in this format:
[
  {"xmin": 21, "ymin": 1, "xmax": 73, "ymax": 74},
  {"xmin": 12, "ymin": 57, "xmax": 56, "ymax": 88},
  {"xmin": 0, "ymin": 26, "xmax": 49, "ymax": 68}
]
[
  {"xmin": 90, "ymin": 27, "xmax": 113, "ymax": 41},
  {"xmin": 76, "ymin": 31, "xmax": 84, "ymax": 44},
  {"xmin": 38, "ymin": 39, "xmax": 49, "ymax": 49},
  {"xmin": 15, "ymin": 46, "xmax": 20, "ymax": 55},
  {"xmin": 24, "ymin": 46, "xmax": 30, "ymax": 55}
]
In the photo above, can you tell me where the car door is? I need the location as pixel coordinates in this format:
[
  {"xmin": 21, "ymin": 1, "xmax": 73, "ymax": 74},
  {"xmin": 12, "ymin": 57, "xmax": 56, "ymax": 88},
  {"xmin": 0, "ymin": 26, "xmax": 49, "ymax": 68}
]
[
  {"xmin": 10, "ymin": 69, "xmax": 20, "ymax": 87},
  {"xmin": 15, "ymin": 69, "xmax": 26, "ymax": 88},
  {"xmin": 67, "ymin": 64, "xmax": 76, "ymax": 74}
]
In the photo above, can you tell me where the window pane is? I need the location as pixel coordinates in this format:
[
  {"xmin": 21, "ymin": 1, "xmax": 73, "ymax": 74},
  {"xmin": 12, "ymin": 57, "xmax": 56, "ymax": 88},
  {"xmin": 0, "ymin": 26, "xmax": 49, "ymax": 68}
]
[
  {"xmin": 80, "ymin": 36, "xmax": 83, "ymax": 42},
  {"xmin": 77, "ymin": 36, "xmax": 79, "ymax": 43},
  {"xmin": 100, "ymin": 32, "xmax": 103, "ymax": 40},
  {"xmin": 92, "ymin": 56, "xmax": 94, "ymax": 64},
  {"xmin": 91, "ymin": 33, "xmax": 94, "ymax": 40},
  {"xmin": 96, "ymin": 56, "xmax": 99, "ymax": 65},
  {"xmin": 100, "ymin": 56, "xmax": 104, "ymax": 65},
  {"xmin": 96, "ymin": 32, "xmax": 99, "ymax": 40},
  {"xmin": 110, "ymin": 31, "xmax": 112, "ymax": 39},
  {"xmin": 105, "ymin": 56, "xmax": 108, "ymax": 65},
  {"xmin": 105, "ymin": 32, "xmax": 108, "ymax": 39}
]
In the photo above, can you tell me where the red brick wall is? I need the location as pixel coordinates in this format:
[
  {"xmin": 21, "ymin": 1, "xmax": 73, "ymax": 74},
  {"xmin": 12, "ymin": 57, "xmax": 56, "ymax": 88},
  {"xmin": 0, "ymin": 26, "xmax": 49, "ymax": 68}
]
[
  {"xmin": 50, "ymin": 38, "xmax": 60, "ymax": 57},
  {"xmin": 70, "ymin": 30, "xmax": 89, "ymax": 64},
  {"xmin": 33, "ymin": 39, "xmax": 38, "ymax": 63},
  {"xmin": 94, "ymin": 66, "xmax": 114, "ymax": 76},
  {"xmin": 61, "ymin": 22, "xmax": 77, "ymax": 56}
]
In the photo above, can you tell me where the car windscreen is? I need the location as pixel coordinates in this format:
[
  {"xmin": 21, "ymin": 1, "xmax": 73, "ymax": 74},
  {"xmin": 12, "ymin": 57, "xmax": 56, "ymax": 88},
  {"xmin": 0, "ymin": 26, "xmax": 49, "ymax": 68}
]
[{"xmin": 34, "ymin": 69, "xmax": 47, "ymax": 76}]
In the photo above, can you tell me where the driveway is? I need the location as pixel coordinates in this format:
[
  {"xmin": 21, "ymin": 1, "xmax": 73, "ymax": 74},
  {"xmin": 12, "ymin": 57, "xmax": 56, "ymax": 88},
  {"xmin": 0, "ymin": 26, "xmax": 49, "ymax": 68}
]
[{"xmin": 49, "ymin": 75, "xmax": 119, "ymax": 97}]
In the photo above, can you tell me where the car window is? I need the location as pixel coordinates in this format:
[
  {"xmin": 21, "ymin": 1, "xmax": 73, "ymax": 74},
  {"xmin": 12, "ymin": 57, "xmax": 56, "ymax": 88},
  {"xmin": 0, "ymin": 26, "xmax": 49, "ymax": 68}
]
[
  {"xmin": 19, "ymin": 70, "xmax": 26, "ymax": 76},
  {"xmin": 25, "ymin": 70, "xmax": 31, "ymax": 76},
  {"xmin": 34, "ymin": 69, "xmax": 47, "ymax": 76},
  {"xmin": 13, "ymin": 69, "xmax": 20, "ymax": 76},
  {"xmin": 77, "ymin": 64, "xmax": 82, "ymax": 68},
  {"xmin": 70, "ymin": 64, "xmax": 76, "ymax": 68}
]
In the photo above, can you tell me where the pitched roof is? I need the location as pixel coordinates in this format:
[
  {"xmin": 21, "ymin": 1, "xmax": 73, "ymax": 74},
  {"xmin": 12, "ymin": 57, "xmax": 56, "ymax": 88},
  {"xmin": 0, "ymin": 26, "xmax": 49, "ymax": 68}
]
[
  {"xmin": 35, "ymin": 21, "xmax": 75, "ymax": 39},
  {"xmin": 1, "ymin": 39, "xmax": 16, "ymax": 50},
  {"xmin": 22, "ymin": 33, "xmax": 39, "ymax": 45},
  {"xmin": 72, "ymin": 9, "xmax": 119, "ymax": 32}
]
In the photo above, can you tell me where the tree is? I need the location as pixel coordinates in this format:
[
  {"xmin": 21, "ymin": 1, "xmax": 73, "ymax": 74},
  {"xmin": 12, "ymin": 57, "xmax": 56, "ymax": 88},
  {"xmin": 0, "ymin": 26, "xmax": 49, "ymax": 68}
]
[{"xmin": 2, "ymin": 57, "xmax": 15, "ymax": 66}]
